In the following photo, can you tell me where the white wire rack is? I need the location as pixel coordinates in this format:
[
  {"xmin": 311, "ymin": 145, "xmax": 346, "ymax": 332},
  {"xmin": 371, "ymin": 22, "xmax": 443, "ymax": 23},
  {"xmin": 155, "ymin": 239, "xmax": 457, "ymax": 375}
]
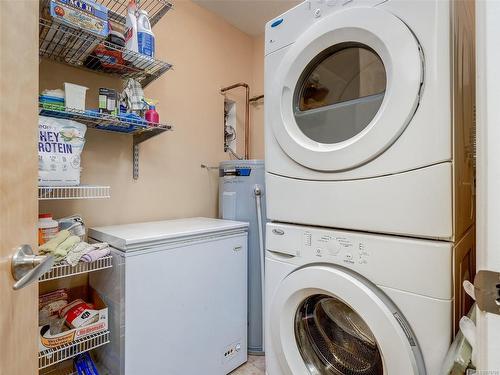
[
  {"xmin": 39, "ymin": 256, "xmax": 113, "ymax": 282},
  {"xmin": 39, "ymin": 330, "xmax": 110, "ymax": 369},
  {"xmin": 38, "ymin": 186, "xmax": 111, "ymax": 200}
]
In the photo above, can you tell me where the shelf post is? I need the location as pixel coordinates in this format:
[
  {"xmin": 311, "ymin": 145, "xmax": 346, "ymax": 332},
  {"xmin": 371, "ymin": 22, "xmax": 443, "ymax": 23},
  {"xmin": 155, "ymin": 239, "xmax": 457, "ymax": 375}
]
[
  {"xmin": 132, "ymin": 127, "xmax": 171, "ymax": 180},
  {"xmin": 133, "ymin": 143, "xmax": 140, "ymax": 180}
]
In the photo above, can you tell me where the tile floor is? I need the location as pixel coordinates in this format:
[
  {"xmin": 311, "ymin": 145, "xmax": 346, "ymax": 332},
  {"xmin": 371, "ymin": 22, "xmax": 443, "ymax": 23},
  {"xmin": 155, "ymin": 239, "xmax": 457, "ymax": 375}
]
[{"xmin": 230, "ymin": 355, "xmax": 265, "ymax": 375}]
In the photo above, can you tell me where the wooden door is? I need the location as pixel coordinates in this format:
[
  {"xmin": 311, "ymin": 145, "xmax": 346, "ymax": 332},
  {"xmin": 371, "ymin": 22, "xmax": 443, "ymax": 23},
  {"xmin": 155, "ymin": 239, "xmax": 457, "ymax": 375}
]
[{"xmin": 0, "ymin": 1, "xmax": 39, "ymax": 374}]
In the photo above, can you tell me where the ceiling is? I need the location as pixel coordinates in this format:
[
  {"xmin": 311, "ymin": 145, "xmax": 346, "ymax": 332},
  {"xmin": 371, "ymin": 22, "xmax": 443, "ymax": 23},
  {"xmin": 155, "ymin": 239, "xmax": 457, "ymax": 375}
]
[{"xmin": 193, "ymin": 0, "xmax": 301, "ymax": 36}]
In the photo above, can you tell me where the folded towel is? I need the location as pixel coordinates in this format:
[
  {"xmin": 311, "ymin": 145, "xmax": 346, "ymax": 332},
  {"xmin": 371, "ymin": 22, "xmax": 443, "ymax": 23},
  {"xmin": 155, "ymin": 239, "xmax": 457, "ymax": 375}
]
[
  {"xmin": 65, "ymin": 241, "xmax": 92, "ymax": 266},
  {"xmin": 81, "ymin": 245, "xmax": 111, "ymax": 263},
  {"xmin": 39, "ymin": 230, "xmax": 70, "ymax": 254},
  {"xmin": 65, "ymin": 242, "xmax": 109, "ymax": 266},
  {"xmin": 54, "ymin": 235, "xmax": 81, "ymax": 261}
]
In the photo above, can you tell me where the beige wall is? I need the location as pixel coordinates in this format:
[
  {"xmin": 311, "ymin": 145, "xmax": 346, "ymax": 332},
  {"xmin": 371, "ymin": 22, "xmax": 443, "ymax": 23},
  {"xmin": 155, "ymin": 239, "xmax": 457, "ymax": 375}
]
[{"xmin": 39, "ymin": 0, "xmax": 266, "ymax": 228}]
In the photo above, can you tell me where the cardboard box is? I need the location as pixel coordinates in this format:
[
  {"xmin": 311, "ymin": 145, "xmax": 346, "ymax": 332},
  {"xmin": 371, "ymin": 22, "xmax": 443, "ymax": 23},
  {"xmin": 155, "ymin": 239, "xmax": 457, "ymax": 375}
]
[
  {"xmin": 39, "ymin": 286, "xmax": 108, "ymax": 351},
  {"xmin": 49, "ymin": 0, "xmax": 109, "ymax": 37}
]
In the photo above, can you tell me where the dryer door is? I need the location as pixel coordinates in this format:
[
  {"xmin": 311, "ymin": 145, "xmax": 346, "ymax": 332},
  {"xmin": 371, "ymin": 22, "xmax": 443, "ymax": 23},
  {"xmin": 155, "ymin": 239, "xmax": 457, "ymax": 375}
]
[
  {"xmin": 269, "ymin": 265, "xmax": 426, "ymax": 375},
  {"xmin": 268, "ymin": 7, "xmax": 423, "ymax": 171}
]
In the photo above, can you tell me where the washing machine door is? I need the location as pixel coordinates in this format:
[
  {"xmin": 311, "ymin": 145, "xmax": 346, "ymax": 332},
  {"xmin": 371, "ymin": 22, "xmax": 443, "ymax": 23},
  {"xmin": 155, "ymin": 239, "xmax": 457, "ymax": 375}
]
[
  {"xmin": 269, "ymin": 265, "xmax": 426, "ymax": 375},
  {"xmin": 268, "ymin": 6, "xmax": 423, "ymax": 171}
]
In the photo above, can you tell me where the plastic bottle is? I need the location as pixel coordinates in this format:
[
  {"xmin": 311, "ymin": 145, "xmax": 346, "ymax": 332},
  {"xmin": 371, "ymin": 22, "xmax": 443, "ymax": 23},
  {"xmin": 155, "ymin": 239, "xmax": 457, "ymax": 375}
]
[
  {"xmin": 125, "ymin": 0, "xmax": 139, "ymax": 53},
  {"xmin": 145, "ymin": 104, "xmax": 159, "ymax": 125},
  {"xmin": 137, "ymin": 10, "xmax": 155, "ymax": 57},
  {"xmin": 38, "ymin": 214, "xmax": 59, "ymax": 246}
]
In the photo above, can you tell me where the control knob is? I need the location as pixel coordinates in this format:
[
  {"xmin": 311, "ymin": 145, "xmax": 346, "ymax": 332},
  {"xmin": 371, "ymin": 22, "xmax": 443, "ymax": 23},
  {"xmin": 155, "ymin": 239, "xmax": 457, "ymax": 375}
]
[{"xmin": 327, "ymin": 239, "xmax": 341, "ymax": 255}]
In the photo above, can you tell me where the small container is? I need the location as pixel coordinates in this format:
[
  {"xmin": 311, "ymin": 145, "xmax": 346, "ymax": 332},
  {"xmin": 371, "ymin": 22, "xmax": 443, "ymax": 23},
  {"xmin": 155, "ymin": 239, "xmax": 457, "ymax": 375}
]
[
  {"xmin": 58, "ymin": 215, "xmax": 86, "ymax": 240},
  {"xmin": 145, "ymin": 104, "xmax": 159, "ymax": 125},
  {"xmin": 38, "ymin": 214, "xmax": 59, "ymax": 246},
  {"xmin": 64, "ymin": 83, "xmax": 88, "ymax": 111},
  {"xmin": 107, "ymin": 30, "xmax": 125, "ymax": 48},
  {"xmin": 99, "ymin": 88, "xmax": 118, "ymax": 115}
]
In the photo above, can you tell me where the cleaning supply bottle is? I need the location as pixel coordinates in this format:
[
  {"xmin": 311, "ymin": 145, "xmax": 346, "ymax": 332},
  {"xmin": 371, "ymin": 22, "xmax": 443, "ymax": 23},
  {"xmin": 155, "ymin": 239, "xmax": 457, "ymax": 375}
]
[
  {"xmin": 145, "ymin": 104, "xmax": 159, "ymax": 125},
  {"xmin": 137, "ymin": 10, "xmax": 155, "ymax": 57},
  {"xmin": 125, "ymin": 0, "xmax": 139, "ymax": 53}
]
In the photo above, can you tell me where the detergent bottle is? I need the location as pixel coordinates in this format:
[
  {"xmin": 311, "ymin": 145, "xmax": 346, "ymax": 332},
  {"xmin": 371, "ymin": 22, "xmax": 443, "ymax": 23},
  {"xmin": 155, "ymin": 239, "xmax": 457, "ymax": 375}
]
[
  {"xmin": 125, "ymin": 0, "xmax": 138, "ymax": 53},
  {"xmin": 137, "ymin": 10, "xmax": 155, "ymax": 57}
]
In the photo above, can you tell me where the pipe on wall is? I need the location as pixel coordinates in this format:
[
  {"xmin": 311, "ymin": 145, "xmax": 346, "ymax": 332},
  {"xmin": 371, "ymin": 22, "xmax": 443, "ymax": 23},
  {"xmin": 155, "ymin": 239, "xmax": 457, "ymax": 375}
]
[
  {"xmin": 221, "ymin": 83, "xmax": 250, "ymax": 160},
  {"xmin": 249, "ymin": 94, "xmax": 264, "ymax": 103}
]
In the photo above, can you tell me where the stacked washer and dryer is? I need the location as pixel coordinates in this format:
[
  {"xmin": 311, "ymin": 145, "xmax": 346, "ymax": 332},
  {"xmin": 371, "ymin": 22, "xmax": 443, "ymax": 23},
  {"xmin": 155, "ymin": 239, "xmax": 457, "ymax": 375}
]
[{"xmin": 264, "ymin": 1, "xmax": 476, "ymax": 374}]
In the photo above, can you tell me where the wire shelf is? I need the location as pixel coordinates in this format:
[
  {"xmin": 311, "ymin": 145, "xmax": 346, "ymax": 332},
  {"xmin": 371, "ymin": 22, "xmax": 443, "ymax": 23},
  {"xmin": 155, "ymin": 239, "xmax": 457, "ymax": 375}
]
[
  {"xmin": 39, "ymin": 330, "xmax": 110, "ymax": 370},
  {"xmin": 39, "ymin": 255, "xmax": 113, "ymax": 282},
  {"xmin": 103, "ymin": 0, "xmax": 173, "ymax": 27},
  {"xmin": 39, "ymin": 104, "xmax": 172, "ymax": 135},
  {"xmin": 39, "ymin": 17, "xmax": 172, "ymax": 87},
  {"xmin": 38, "ymin": 185, "xmax": 111, "ymax": 200}
]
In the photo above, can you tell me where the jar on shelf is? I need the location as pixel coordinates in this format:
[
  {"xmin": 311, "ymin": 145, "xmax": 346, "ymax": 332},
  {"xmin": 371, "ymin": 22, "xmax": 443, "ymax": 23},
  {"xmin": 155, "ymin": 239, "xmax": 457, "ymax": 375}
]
[{"xmin": 38, "ymin": 213, "xmax": 59, "ymax": 246}]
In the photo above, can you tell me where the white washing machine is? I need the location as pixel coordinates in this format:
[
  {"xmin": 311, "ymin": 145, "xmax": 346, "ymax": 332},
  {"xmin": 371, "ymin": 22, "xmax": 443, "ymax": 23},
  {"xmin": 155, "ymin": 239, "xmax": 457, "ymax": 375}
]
[
  {"xmin": 265, "ymin": 222, "xmax": 453, "ymax": 375},
  {"xmin": 264, "ymin": 0, "xmax": 475, "ymax": 240}
]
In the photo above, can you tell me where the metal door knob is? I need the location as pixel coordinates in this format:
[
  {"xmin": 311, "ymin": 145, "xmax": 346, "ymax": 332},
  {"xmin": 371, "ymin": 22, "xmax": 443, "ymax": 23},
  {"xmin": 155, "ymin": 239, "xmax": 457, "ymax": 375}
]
[{"xmin": 11, "ymin": 244, "xmax": 54, "ymax": 290}]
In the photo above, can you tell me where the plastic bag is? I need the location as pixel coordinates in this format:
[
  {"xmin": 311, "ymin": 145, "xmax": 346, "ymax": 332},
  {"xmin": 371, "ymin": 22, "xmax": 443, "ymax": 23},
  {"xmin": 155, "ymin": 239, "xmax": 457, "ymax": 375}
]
[{"xmin": 38, "ymin": 116, "xmax": 87, "ymax": 186}]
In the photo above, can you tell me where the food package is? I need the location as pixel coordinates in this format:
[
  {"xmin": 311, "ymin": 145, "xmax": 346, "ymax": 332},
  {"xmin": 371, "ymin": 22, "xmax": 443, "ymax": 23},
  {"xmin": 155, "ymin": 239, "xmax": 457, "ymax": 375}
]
[
  {"xmin": 59, "ymin": 299, "xmax": 99, "ymax": 328},
  {"xmin": 39, "ymin": 287, "xmax": 108, "ymax": 350},
  {"xmin": 38, "ymin": 116, "xmax": 87, "ymax": 187},
  {"xmin": 39, "ymin": 289, "xmax": 69, "ymax": 309},
  {"xmin": 40, "ymin": 300, "xmax": 68, "ymax": 316}
]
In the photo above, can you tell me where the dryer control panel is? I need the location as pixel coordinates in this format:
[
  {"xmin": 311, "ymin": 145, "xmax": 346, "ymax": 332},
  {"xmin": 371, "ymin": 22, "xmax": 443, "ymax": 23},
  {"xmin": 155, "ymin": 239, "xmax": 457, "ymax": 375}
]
[{"xmin": 265, "ymin": 0, "xmax": 387, "ymax": 55}]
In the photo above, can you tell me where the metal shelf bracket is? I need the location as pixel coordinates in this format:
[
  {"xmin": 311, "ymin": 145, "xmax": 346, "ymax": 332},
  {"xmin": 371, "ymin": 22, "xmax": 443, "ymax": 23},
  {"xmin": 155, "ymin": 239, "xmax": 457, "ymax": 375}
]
[
  {"xmin": 133, "ymin": 142, "xmax": 140, "ymax": 180},
  {"xmin": 133, "ymin": 128, "xmax": 168, "ymax": 179}
]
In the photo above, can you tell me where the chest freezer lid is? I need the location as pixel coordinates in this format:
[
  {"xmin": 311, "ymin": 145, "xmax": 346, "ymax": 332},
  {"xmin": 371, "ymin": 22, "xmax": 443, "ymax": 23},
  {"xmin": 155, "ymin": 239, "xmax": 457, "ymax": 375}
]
[{"xmin": 88, "ymin": 217, "xmax": 248, "ymax": 252}]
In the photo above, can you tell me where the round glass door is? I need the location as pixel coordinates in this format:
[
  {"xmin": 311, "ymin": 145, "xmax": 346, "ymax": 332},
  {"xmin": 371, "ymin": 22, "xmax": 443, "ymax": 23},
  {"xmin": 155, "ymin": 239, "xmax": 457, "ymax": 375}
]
[
  {"xmin": 295, "ymin": 294, "xmax": 383, "ymax": 375},
  {"xmin": 294, "ymin": 43, "xmax": 386, "ymax": 144},
  {"xmin": 267, "ymin": 6, "xmax": 423, "ymax": 171}
]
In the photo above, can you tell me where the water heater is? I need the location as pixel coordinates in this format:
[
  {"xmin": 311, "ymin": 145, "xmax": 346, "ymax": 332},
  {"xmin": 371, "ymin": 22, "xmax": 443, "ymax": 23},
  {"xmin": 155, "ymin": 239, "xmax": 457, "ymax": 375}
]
[{"xmin": 219, "ymin": 160, "xmax": 266, "ymax": 355}]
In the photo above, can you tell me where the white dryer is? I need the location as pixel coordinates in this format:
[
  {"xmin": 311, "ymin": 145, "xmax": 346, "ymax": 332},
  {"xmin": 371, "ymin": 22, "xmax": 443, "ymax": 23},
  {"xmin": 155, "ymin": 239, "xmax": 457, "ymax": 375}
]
[
  {"xmin": 265, "ymin": 222, "xmax": 453, "ymax": 375},
  {"xmin": 264, "ymin": 0, "xmax": 475, "ymax": 239}
]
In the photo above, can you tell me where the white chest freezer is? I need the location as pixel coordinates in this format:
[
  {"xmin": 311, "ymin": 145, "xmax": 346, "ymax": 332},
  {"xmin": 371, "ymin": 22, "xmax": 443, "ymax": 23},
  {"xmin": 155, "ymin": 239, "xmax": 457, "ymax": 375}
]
[{"xmin": 88, "ymin": 217, "xmax": 249, "ymax": 375}]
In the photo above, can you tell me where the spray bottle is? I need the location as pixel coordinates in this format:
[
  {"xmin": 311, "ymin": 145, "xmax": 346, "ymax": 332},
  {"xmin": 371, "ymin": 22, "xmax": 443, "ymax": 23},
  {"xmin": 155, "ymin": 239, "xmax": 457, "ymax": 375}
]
[{"xmin": 143, "ymin": 98, "xmax": 160, "ymax": 125}]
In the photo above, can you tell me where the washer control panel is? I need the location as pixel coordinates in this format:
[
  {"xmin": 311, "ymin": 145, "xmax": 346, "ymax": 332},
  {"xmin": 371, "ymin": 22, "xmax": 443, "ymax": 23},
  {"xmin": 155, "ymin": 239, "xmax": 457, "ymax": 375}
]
[
  {"xmin": 266, "ymin": 223, "xmax": 372, "ymax": 265},
  {"xmin": 302, "ymin": 230, "xmax": 371, "ymax": 265},
  {"xmin": 266, "ymin": 223, "xmax": 454, "ymax": 300}
]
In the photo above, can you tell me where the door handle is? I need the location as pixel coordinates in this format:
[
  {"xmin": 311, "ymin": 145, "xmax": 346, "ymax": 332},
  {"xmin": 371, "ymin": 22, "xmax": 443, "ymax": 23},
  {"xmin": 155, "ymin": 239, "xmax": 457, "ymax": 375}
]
[{"xmin": 11, "ymin": 244, "xmax": 54, "ymax": 290}]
